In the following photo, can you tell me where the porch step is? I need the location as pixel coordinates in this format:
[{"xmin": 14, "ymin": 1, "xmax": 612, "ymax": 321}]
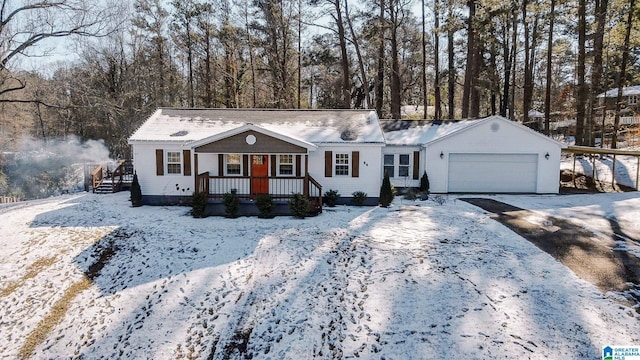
[{"xmin": 94, "ymin": 183, "xmax": 116, "ymax": 194}]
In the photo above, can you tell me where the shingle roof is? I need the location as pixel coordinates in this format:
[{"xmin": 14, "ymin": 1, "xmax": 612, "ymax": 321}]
[
  {"xmin": 380, "ymin": 119, "xmax": 479, "ymax": 145},
  {"xmin": 128, "ymin": 108, "xmax": 385, "ymax": 144},
  {"xmin": 598, "ymin": 85, "xmax": 640, "ymax": 98}
]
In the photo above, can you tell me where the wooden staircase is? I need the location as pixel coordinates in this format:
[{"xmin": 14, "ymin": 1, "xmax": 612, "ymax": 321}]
[{"xmin": 91, "ymin": 160, "xmax": 133, "ymax": 194}]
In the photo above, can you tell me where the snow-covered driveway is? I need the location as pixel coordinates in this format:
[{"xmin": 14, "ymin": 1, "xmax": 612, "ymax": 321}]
[{"xmin": 0, "ymin": 192, "xmax": 638, "ymax": 359}]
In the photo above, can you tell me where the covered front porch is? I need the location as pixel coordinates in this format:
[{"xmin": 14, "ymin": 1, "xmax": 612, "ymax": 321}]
[{"xmin": 190, "ymin": 125, "xmax": 323, "ymax": 215}]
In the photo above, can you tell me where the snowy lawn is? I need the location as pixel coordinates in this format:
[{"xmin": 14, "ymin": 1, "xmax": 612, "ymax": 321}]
[{"xmin": 1, "ymin": 191, "xmax": 639, "ymax": 359}]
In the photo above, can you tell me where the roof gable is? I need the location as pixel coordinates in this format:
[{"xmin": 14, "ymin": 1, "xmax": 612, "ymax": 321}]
[
  {"xmin": 190, "ymin": 124, "xmax": 316, "ymax": 152},
  {"xmin": 382, "ymin": 115, "xmax": 565, "ymax": 148},
  {"xmin": 424, "ymin": 115, "xmax": 565, "ymax": 147}
]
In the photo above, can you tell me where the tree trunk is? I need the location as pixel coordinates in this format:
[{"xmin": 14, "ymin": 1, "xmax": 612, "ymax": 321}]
[
  {"xmin": 204, "ymin": 26, "xmax": 213, "ymax": 108},
  {"xmin": 334, "ymin": 0, "xmax": 351, "ymax": 109},
  {"xmin": 375, "ymin": 0, "xmax": 385, "ymax": 118},
  {"xmin": 612, "ymin": 0, "xmax": 635, "ymax": 149},
  {"xmin": 434, "ymin": 0, "xmax": 442, "ymax": 119},
  {"xmin": 588, "ymin": 0, "xmax": 609, "ymax": 145},
  {"xmin": 461, "ymin": 0, "xmax": 475, "ymax": 119},
  {"xmin": 544, "ymin": 0, "xmax": 555, "ymax": 135},
  {"xmin": 422, "ymin": 0, "xmax": 428, "ymax": 119},
  {"xmin": 447, "ymin": 0, "xmax": 455, "ymax": 119},
  {"xmin": 509, "ymin": 4, "xmax": 517, "ymax": 120},
  {"xmin": 500, "ymin": 13, "xmax": 510, "ymax": 118},
  {"xmin": 522, "ymin": 0, "xmax": 531, "ymax": 125},
  {"xmin": 186, "ymin": 20, "xmax": 194, "ymax": 108},
  {"xmin": 298, "ymin": 0, "xmax": 302, "ymax": 109},
  {"xmin": 575, "ymin": 0, "xmax": 587, "ymax": 145},
  {"xmin": 244, "ymin": 4, "xmax": 257, "ymax": 108},
  {"xmin": 389, "ymin": 0, "xmax": 402, "ymax": 120}
]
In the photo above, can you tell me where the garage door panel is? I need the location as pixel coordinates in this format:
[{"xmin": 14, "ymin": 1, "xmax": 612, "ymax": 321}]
[{"xmin": 448, "ymin": 153, "xmax": 538, "ymax": 193}]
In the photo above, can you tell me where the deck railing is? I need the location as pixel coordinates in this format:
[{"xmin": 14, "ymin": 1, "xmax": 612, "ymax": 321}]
[
  {"xmin": 91, "ymin": 160, "xmax": 133, "ymax": 193},
  {"xmin": 196, "ymin": 172, "xmax": 323, "ymax": 211},
  {"xmin": 91, "ymin": 165, "xmax": 104, "ymax": 191}
]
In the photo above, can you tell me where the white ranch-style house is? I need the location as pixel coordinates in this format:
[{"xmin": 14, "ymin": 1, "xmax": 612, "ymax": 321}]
[{"xmin": 128, "ymin": 109, "xmax": 564, "ymax": 214}]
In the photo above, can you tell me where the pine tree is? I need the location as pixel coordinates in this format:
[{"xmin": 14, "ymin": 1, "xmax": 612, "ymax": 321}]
[
  {"xmin": 420, "ymin": 171, "xmax": 430, "ymax": 193},
  {"xmin": 379, "ymin": 170, "xmax": 393, "ymax": 207},
  {"xmin": 130, "ymin": 173, "xmax": 142, "ymax": 207}
]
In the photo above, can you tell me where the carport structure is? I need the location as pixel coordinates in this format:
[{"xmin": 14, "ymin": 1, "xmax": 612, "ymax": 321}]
[{"xmin": 563, "ymin": 145, "xmax": 640, "ymax": 190}]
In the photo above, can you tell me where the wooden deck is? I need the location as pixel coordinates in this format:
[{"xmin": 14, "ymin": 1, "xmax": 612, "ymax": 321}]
[{"xmin": 91, "ymin": 160, "xmax": 134, "ymax": 194}]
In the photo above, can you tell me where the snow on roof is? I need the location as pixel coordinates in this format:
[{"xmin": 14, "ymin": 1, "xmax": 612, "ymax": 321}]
[
  {"xmin": 598, "ymin": 85, "xmax": 640, "ymax": 98},
  {"xmin": 528, "ymin": 109, "xmax": 544, "ymax": 118},
  {"xmin": 381, "ymin": 115, "xmax": 565, "ymax": 147},
  {"xmin": 380, "ymin": 119, "xmax": 478, "ymax": 146},
  {"xmin": 128, "ymin": 108, "xmax": 384, "ymax": 144}
]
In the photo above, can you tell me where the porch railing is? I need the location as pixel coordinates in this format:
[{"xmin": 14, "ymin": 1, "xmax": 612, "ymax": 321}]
[
  {"xmin": 91, "ymin": 165, "xmax": 104, "ymax": 191},
  {"xmin": 90, "ymin": 160, "xmax": 133, "ymax": 193},
  {"xmin": 196, "ymin": 172, "xmax": 323, "ymax": 210}
]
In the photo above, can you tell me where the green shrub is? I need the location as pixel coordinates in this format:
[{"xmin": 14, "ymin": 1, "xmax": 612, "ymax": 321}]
[
  {"xmin": 420, "ymin": 171, "xmax": 430, "ymax": 193},
  {"xmin": 324, "ymin": 189, "xmax": 340, "ymax": 207},
  {"xmin": 351, "ymin": 191, "xmax": 367, "ymax": 206},
  {"xmin": 130, "ymin": 172, "xmax": 142, "ymax": 207},
  {"xmin": 223, "ymin": 192, "xmax": 239, "ymax": 218},
  {"xmin": 289, "ymin": 193, "xmax": 309, "ymax": 219},
  {"xmin": 255, "ymin": 194, "xmax": 274, "ymax": 218},
  {"xmin": 379, "ymin": 170, "xmax": 394, "ymax": 207},
  {"xmin": 191, "ymin": 191, "xmax": 208, "ymax": 218}
]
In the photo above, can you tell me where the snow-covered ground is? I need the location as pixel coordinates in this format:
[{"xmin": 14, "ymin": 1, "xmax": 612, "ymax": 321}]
[
  {"xmin": 561, "ymin": 152, "xmax": 639, "ymax": 189},
  {"xmin": 1, "ymin": 190, "xmax": 639, "ymax": 359}
]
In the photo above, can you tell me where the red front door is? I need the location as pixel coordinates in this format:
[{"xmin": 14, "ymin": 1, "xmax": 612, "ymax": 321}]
[{"xmin": 251, "ymin": 155, "xmax": 269, "ymax": 195}]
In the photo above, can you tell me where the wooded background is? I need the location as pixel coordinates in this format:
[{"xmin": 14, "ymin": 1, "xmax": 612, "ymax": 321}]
[{"xmin": 0, "ymin": 0, "xmax": 639, "ymax": 159}]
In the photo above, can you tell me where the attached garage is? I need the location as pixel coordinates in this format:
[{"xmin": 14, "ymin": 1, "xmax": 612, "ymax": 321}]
[
  {"xmin": 447, "ymin": 153, "xmax": 538, "ymax": 193},
  {"xmin": 383, "ymin": 115, "xmax": 565, "ymax": 194}
]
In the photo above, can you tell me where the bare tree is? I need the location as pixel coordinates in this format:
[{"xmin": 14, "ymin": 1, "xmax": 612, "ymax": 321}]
[{"xmin": 0, "ymin": 0, "xmax": 121, "ymax": 101}]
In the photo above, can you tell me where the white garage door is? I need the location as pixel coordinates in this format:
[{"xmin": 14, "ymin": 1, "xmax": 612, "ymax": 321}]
[{"xmin": 448, "ymin": 153, "xmax": 538, "ymax": 193}]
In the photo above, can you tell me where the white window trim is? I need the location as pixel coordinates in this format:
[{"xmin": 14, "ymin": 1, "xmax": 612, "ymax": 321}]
[
  {"xmin": 277, "ymin": 154, "xmax": 295, "ymax": 177},
  {"xmin": 383, "ymin": 154, "xmax": 395, "ymax": 178},
  {"xmin": 225, "ymin": 154, "xmax": 242, "ymax": 176},
  {"xmin": 629, "ymin": 95, "xmax": 638, "ymax": 105},
  {"xmin": 398, "ymin": 154, "xmax": 410, "ymax": 178},
  {"xmin": 335, "ymin": 153, "xmax": 350, "ymax": 176},
  {"xmin": 384, "ymin": 153, "xmax": 412, "ymax": 179},
  {"xmin": 166, "ymin": 151, "xmax": 182, "ymax": 175}
]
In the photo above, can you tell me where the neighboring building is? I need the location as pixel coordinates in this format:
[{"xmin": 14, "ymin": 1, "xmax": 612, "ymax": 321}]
[
  {"xmin": 598, "ymin": 85, "xmax": 640, "ymax": 113},
  {"xmin": 128, "ymin": 110, "xmax": 564, "ymax": 214}
]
